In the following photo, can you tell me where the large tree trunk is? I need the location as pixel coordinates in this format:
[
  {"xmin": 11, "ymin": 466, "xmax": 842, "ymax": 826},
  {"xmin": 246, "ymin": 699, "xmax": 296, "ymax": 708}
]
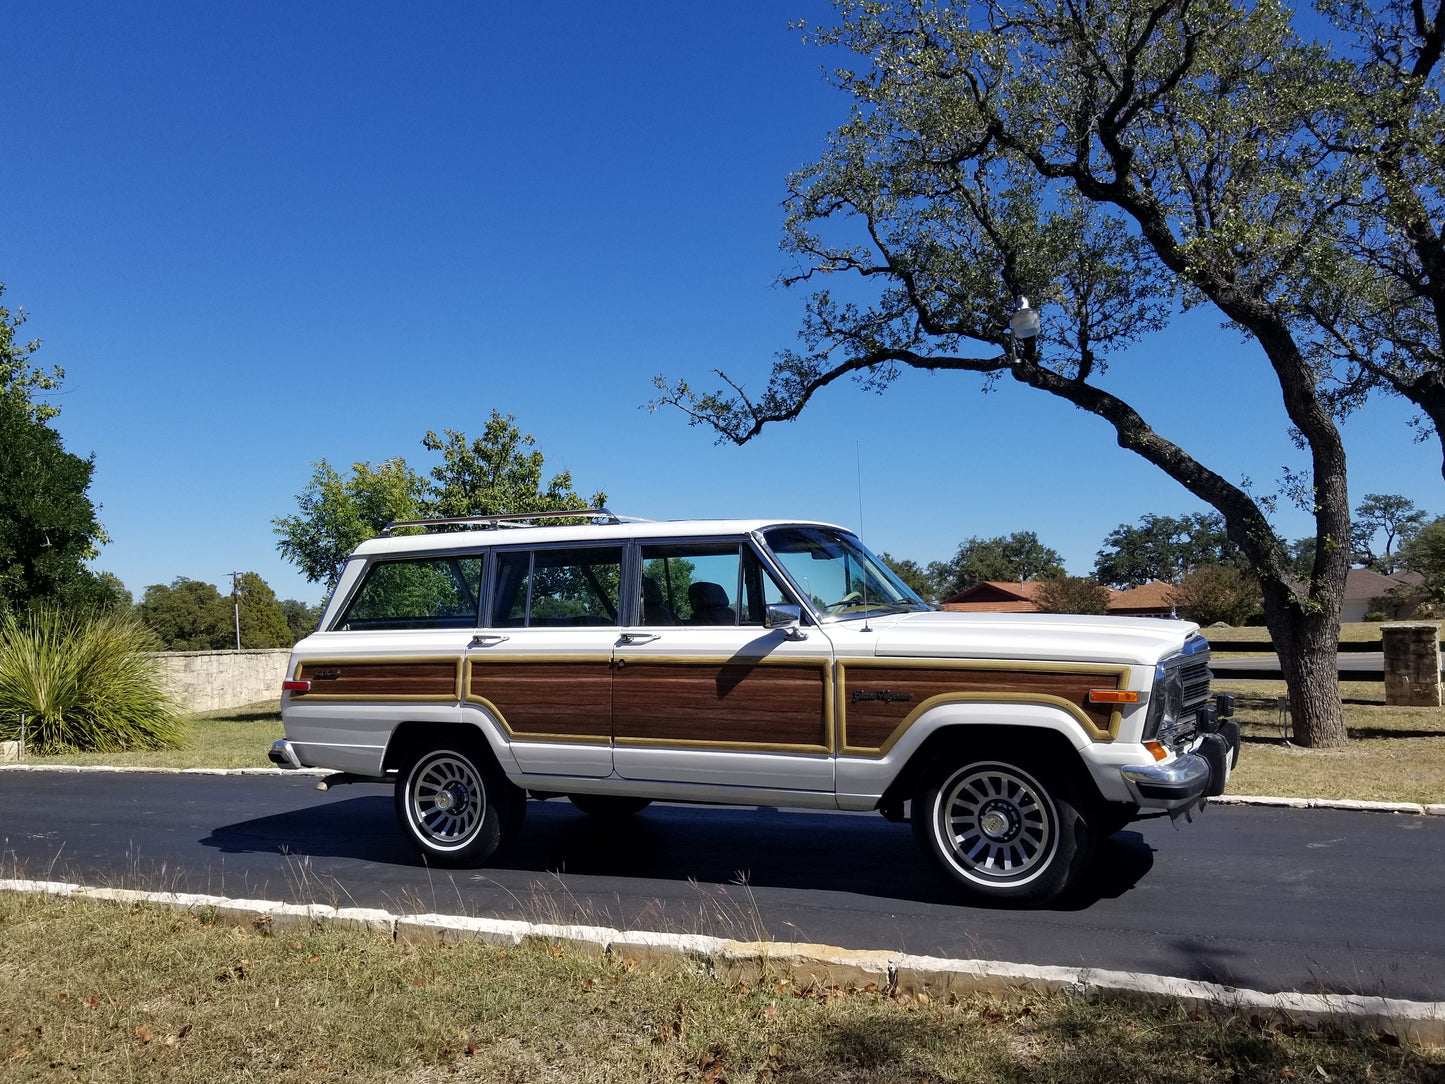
[{"xmin": 1260, "ymin": 579, "xmax": 1350, "ymax": 748}]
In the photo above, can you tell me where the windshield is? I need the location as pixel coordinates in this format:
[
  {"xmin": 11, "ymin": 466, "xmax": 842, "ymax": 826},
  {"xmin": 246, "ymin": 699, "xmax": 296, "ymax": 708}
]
[{"xmin": 762, "ymin": 526, "xmax": 930, "ymax": 621}]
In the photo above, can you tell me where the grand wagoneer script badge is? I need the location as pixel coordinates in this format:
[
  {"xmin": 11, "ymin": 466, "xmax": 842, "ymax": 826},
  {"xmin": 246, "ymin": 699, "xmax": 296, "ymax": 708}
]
[{"xmin": 852, "ymin": 689, "xmax": 914, "ymax": 703}]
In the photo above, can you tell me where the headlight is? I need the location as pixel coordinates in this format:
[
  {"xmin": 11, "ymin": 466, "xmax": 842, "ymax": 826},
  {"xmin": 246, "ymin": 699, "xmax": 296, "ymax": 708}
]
[{"xmin": 1142, "ymin": 664, "xmax": 1184, "ymax": 744}]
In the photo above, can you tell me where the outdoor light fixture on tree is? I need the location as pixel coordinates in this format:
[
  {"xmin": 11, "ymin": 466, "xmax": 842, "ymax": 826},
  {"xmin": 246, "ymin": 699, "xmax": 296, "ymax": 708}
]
[{"xmin": 1008, "ymin": 297, "xmax": 1041, "ymax": 360}]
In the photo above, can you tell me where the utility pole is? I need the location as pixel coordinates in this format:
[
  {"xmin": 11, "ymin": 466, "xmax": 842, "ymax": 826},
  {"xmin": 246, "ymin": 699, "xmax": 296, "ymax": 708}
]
[{"xmin": 229, "ymin": 571, "xmax": 242, "ymax": 650}]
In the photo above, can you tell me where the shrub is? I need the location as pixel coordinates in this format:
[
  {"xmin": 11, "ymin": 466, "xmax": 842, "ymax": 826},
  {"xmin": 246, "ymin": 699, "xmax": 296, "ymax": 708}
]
[
  {"xmin": 1037, "ymin": 576, "xmax": 1112, "ymax": 615},
  {"xmin": 0, "ymin": 607, "xmax": 187, "ymax": 753},
  {"xmin": 1172, "ymin": 564, "xmax": 1263, "ymax": 627}
]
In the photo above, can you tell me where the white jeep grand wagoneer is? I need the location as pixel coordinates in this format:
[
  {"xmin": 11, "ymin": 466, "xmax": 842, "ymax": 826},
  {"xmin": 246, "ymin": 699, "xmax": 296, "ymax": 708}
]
[{"xmin": 272, "ymin": 510, "xmax": 1237, "ymax": 906}]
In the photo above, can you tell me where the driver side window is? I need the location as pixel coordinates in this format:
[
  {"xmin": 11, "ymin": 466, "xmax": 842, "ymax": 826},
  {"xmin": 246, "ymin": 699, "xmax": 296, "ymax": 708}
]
[{"xmin": 639, "ymin": 542, "xmax": 789, "ymax": 626}]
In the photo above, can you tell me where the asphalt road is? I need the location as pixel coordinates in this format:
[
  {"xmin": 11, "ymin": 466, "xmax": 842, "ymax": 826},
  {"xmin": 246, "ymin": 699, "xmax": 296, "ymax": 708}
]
[{"xmin": 2, "ymin": 772, "xmax": 1442, "ymax": 1002}]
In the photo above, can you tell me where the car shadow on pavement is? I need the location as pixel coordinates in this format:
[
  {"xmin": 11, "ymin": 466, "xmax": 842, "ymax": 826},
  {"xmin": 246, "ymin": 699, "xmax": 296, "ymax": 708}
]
[{"xmin": 200, "ymin": 792, "xmax": 1156, "ymax": 911}]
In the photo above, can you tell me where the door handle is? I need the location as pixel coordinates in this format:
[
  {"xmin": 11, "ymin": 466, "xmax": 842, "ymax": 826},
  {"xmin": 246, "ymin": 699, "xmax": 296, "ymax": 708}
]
[
  {"xmin": 469, "ymin": 634, "xmax": 510, "ymax": 646},
  {"xmin": 618, "ymin": 632, "xmax": 659, "ymax": 645}
]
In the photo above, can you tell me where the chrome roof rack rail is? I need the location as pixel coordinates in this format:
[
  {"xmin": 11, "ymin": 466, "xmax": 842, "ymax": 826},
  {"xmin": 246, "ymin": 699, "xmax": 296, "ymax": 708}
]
[{"xmin": 380, "ymin": 507, "xmax": 651, "ymax": 536}]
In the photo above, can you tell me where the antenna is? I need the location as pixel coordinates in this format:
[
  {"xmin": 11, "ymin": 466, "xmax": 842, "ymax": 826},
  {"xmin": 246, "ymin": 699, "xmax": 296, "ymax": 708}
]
[{"xmin": 857, "ymin": 442, "xmax": 872, "ymax": 633}]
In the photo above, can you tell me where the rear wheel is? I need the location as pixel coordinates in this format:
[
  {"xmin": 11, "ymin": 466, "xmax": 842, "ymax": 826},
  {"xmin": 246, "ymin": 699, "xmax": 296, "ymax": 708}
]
[
  {"xmin": 394, "ymin": 745, "xmax": 525, "ymax": 866},
  {"xmin": 567, "ymin": 794, "xmax": 653, "ymax": 819},
  {"xmin": 912, "ymin": 754, "xmax": 1094, "ymax": 906}
]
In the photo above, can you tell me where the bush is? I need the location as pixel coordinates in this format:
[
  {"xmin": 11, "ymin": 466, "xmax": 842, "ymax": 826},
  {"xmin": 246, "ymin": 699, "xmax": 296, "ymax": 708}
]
[
  {"xmin": 0, "ymin": 608, "xmax": 187, "ymax": 753},
  {"xmin": 1037, "ymin": 576, "xmax": 1112, "ymax": 614},
  {"xmin": 1172, "ymin": 564, "xmax": 1262, "ymax": 626}
]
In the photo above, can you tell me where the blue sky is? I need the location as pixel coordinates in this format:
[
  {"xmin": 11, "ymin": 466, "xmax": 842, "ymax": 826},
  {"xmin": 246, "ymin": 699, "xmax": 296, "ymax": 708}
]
[{"xmin": 5, "ymin": 1, "xmax": 1439, "ymax": 606}]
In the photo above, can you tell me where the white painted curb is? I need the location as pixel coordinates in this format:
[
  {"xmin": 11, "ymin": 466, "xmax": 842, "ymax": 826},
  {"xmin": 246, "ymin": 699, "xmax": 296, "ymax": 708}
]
[{"xmin": 1, "ymin": 878, "xmax": 1441, "ymax": 1045}]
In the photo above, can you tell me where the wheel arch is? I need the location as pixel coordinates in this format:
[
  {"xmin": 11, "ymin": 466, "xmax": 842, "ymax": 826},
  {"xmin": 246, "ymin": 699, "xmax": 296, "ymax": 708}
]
[
  {"xmin": 382, "ymin": 719, "xmax": 510, "ymax": 776},
  {"xmin": 878, "ymin": 719, "xmax": 1105, "ymax": 814}
]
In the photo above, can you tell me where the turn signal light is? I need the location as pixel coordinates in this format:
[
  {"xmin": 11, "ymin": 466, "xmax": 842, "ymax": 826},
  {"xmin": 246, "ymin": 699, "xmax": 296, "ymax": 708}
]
[
  {"xmin": 282, "ymin": 680, "xmax": 311, "ymax": 693},
  {"xmin": 1143, "ymin": 740, "xmax": 1169, "ymax": 762},
  {"xmin": 1088, "ymin": 689, "xmax": 1140, "ymax": 704}
]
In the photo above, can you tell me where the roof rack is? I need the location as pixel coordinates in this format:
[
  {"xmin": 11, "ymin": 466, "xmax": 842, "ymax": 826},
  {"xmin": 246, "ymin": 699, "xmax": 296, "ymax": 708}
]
[{"xmin": 380, "ymin": 507, "xmax": 651, "ymax": 536}]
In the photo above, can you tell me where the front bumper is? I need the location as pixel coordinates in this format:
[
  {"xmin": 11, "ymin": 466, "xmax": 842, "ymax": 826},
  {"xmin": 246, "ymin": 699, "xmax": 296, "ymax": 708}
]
[{"xmin": 1120, "ymin": 728, "xmax": 1239, "ymax": 813}]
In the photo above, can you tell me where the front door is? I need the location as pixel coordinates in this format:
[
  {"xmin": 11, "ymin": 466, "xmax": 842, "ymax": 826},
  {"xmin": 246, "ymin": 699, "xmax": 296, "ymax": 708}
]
[{"xmin": 611, "ymin": 540, "xmax": 835, "ymax": 793}]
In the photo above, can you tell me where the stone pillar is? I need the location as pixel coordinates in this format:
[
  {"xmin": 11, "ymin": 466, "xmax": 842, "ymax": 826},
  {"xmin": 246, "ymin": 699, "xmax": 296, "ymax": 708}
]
[{"xmin": 1381, "ymin": 623, "xmax": 1442, "ymax": 707}]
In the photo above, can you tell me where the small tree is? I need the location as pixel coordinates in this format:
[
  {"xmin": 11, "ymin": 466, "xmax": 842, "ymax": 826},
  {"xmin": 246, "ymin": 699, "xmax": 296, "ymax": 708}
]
[
  {"xmin": 879, "ymin": 553, "xmax": 936, "ymax": 601},
  {"xmin": 1351, "ymin": 494, "xmax": 1428, "ymax": 574},
  {"xmin": 235, "ymin": 572, "xmax": 293, "ymax": 648},
  {"xmin": 931, "ymin": 533, "xmax": 1066, "ymax": 597},
  {"xmin": 276, "ymin": 411, "xmax": 605, "ymax": 589},
  {"xmin": 1172, "ymin": 565, "xmax": 1263, "ymax": 627},
  {"xmin": 1037, "ymin": 577, "xmax": 1113, "ymax": 615}
]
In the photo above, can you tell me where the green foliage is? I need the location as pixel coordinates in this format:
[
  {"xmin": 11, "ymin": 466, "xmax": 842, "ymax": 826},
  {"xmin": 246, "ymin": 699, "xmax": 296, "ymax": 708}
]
[
  {"xmin": 0, "ymin": 284, "xmax": 64, "ymax": 424},
  {"xmin": 274, "ymin": 456, "xmax": 426, "ymax": 589},
  {"xmin": 423, "ymin": 411, "xmax": 606, "ymax": 521},
  {"xmin": 235, "ymin": 571, "xmax": 293, "ymax": 648},
  {"xmin": 879, "ymin": 552, "xmax": 935, "ymax": 600},
  {"xmin": 1173, "ymin": 565, "xmax": 1263, "ymax": 627},
  {"xmin": 280, "ymin": 598, "xmax": 324, "ymax": 642},
  {"xmin": 1037, "ymin": 577, "xmax": 1113, "ymax": 615},
  {"xmin": 1093, "ymin": 513, "xmax": 1235, "ymax": 588},
  {"xmin": 0, "ymin": 375, "xmax": 108, "ymax": 615},
  {"xmin": 275, "ymin": 410, "xmax": 605, "ymax": 589},
  {"xmin": 137, "ymin": 578, "xmax": 235, "ymax": 650},
  {"xmin": 931, "ymin": 532, "xmax": 1065, "ymax": 598},
  {"xmin": 0, "ymin": 607, "xmax": 186, "ymax": 754},
  {"xmin": 1351, "ymin": 493, "xmax": 1428, "ymax": 573},
  {"xmin": 1400, "ymin": 517, "xmax": 1445, "ymax": 598}
]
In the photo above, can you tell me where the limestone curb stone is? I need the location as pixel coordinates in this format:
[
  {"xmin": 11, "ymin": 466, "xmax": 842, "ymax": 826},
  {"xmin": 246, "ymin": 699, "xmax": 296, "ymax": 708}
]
[{"xmin": 3, "ymin": 878, "xmax": 1442, "ymax": 1044}]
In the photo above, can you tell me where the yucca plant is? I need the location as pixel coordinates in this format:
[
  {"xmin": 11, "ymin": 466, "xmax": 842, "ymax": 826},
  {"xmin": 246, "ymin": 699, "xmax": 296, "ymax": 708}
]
[{"xmin": 0, "ymin": 607, "xmax": 188, "ymax": 754}]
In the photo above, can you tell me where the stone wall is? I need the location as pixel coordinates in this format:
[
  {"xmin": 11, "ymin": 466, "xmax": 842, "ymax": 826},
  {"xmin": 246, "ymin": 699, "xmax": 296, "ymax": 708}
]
[{"xmin": 153, "ymin": 649, "xmax": 292, "ymax": 714}]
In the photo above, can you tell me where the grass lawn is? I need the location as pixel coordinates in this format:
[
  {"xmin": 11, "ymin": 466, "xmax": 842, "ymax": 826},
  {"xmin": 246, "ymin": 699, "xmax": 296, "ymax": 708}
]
[
  {"xmin": 1, "ymin": 892, "xmax": 1440, "ymax": 1082},
  {"xmin": 17, "ymin": 700, "xmax": 285, "ymax": 770}
]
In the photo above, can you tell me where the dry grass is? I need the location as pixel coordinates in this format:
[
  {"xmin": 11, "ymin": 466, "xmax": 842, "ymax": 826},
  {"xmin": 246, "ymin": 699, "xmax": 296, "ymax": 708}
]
[
  {"xmin": 1221, "ymin": 680, "xmax": 1445, "ymax": 804},
  {"xmin": 1, "ymin": 893, "xmax": 1440, "ymax": 1083}
]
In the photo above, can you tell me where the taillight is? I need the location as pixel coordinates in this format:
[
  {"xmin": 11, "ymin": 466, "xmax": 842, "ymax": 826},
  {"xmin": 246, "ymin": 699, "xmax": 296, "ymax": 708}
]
[{"xmin": 283, "ymin": 680, "xmax": 311, "ymax": 692}]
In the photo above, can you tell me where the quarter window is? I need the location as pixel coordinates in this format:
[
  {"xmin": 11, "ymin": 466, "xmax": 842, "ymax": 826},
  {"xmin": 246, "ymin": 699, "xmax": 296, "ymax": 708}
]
[{"xmin": 336, "ymin": 555, "xmax": 483, "ymax": 631}]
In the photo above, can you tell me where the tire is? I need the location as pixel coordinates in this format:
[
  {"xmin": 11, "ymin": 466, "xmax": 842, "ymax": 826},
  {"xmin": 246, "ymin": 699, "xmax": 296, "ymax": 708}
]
[
  {"xmin": 566, "ymin": 794, "xmax": 653, "ymax": 819},
  {"xmin": 394, "ymin": 745, "xmax": 525, "ymax": 867},
  {"xmin": 912, "ymin": 755, "xmax": 1095, "ymax": 906}
]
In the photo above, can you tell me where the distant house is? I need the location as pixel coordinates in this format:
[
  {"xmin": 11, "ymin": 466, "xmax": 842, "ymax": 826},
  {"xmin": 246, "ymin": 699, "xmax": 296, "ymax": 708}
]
[
  {"xmin": 939, "ymin": 579, "xmax": 1177, "ymax": 617},
  {"xmin": 1341, "ymin": 569, "xmax": 1423, "ymax": 622}
]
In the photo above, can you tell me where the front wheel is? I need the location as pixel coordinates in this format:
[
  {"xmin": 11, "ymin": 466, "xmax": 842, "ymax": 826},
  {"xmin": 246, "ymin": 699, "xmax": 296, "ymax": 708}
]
[
  {"xmin": 394, "ymin": 746, "xmax": 525, "ymax": 866},
  {"xmin": 912, "ymin": 756, "xmax": 1094, "ymax": 906}
]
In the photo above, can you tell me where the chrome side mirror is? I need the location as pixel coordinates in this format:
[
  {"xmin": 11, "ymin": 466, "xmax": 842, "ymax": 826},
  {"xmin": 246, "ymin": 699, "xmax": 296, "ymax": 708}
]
[{"xmin": 764, "ymin": 603, "xmax": 808, "ymax": 641}]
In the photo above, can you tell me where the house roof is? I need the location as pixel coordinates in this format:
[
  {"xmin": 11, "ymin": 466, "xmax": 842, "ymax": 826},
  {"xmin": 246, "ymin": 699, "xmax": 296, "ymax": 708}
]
[
  {"xmin": 939, "ymin": 581, "xmax": 1047, "ymax": 613},
  {"xmin": 1108, "ymin": 580, "xmax": 1176, "ymax": 615},
  {"xmin": 1344, "ymin": 568, "xmax": 1422, "ymax": 600}
]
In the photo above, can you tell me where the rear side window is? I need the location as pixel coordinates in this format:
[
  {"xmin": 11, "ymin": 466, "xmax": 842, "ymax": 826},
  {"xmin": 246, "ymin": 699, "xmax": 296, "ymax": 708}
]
[
  {"xmin": 489, "ymin": 546, "xmax": 624, "ymax": 627},
  {"xmin": 336, "ymin": 555, "xmax": 483, "ymax": 631}
]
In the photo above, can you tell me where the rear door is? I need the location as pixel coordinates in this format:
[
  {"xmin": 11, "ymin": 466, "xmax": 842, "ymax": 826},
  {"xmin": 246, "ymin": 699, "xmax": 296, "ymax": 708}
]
[{"xmin": 464, "ymin": 543, "xmax": 623, "ymax": 778}]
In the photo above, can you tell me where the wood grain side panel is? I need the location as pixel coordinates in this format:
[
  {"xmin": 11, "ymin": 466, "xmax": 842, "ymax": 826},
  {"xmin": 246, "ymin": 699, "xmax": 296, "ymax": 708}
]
[
  {"xmin": 295, "ymin": 659, "xmax": 459, "ymax": 699},
  {"xmin": 842, "ymin": 666, "xmax": 1117, "ymax": 749},
  {"xmin": 468, "ymin": 661, "xmax": 612, "ymax": 740},
  {"xmin": 613, "ymin": 662, "xmax": 829, "ymax": 748}
]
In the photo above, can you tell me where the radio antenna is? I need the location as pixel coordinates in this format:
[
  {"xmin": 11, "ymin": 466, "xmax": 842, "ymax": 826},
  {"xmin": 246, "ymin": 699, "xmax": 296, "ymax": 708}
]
[{"xmin": 857, "ymin": 442, "xmax": 872, "ymax": 632}]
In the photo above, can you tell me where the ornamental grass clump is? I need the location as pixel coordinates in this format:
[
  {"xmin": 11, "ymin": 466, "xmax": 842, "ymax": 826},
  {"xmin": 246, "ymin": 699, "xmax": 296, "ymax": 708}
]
[{"xmin": 0, "ymin": 607, "xmax": 187, "ymax": 753}]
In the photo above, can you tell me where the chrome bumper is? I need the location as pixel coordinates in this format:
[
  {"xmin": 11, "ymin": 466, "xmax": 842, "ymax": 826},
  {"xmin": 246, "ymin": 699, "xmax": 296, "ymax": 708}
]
[
  {"xmin": 268, "ymin": 739, "xmax": 303, "ymax": 770},
  {"xmin": 1121, "ymin": 731, "xmax": 1238, "ymax": 812}
]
